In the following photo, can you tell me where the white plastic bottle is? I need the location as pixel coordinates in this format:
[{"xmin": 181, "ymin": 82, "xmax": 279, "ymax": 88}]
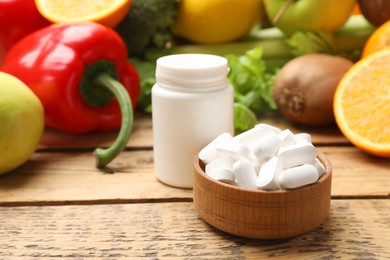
[{"xmin": 152, "ymin": 54, "xmax": 234, "ymax": 188}]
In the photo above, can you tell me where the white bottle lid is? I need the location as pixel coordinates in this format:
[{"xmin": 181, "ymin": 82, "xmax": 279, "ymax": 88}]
[{"xmin": 156, "ymin": 54, "xmax": 229, "ymax": 92}]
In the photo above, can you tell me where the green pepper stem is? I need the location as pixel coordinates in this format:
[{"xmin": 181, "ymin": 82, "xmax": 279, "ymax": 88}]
[{"xmin": 93, "ymin": 73, "xmax": 133, "ymax": 168}]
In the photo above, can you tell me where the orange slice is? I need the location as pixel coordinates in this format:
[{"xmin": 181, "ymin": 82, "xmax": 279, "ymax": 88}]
[
  {"xmin": 35, "ymin": 0, "xmax": 131, "ymax": 28},
  {"xmin": 361, "ymin": 20, "xmax": 390, "ymax": 58},
  {"xmin": 334, "ymin": 49, "xmax": 390, "ymax": 158}
]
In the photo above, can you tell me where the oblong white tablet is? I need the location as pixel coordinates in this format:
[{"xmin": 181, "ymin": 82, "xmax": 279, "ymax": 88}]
[
  {"xmin": 256, "ymin": 157, "xmax": 282, "ymax": 191},
  {"xmin": 207, "ymin": 168, "xmax": 236, "ymax": 185},
  {"xmin": 233, "ymin": 127, "xmax": 271, "ymax": 146},
  {"xmin": 279, "ymin": 129, "xmax": 296, "ymax": 147},
  {"xmin": 217, "ymin": 141, "xmax": 253, "ymax": 161},
  {"xmin": 313, "ymin": 158, "xmax": 326, "ymax": 178},
  {"xmin": 278, "ymin": 164, "xmax": 319, "ymax": 189},
  {"xmin": 233, "ymin": 158, "xmax": 257, "ymax": 190},
  {"xmin": 295, "ymin": 133, "xmax": 312, "ymax": 144},
  {"xmin": 252, "ymin": 133, "xmax": 281, "ymax": 161},
  {"xmin": 198, "ymin": 132, "xmax": 232, "ymax": 164},
  {"xmin": 205, "ymin": 156, "xmax": 234, "ymax": 175},
  {"xmin": 278, "ymin": 142, "xmax": 317, "ymax": 169},
  {"xmin": 255, "ymin": 123, "xmax": 282, "ymax": 134}
]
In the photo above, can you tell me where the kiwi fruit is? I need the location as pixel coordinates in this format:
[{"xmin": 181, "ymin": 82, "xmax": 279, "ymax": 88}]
[
  {"xmin": 273, "ymin": 53, "xmax": 353, "ymax": 127},
  {"xmin": 358, "ymin": 0, "xmax": 390, "ymax": 27}
]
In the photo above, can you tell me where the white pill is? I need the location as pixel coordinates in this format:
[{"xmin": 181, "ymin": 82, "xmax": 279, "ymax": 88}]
[
  {"xmin": 260, "ymin": 133, "xmax": 282, "ymax": 156},
  {"xmin": 217, "ymin": 141, "xmax": 253, "ymax": 161},
  {"xmin": 198, "ymin": 133, "xmax": 232, "ymax": 164},
  {"xmin": 233, "ymin": 158, "xmax": 258, "ymax": 190},
  {"xmin": 233, "ymin": 127, "xmax": 271, "ymax": 146},
  {"xmin": 255, "ymin": 123, "xmax": 282, "ymax": 134},
  {"xmin": 205, "ymin": 156, "xmax": 234, "ymax": 175},
  {"xmin": 277, "ymin": 142, "xmax": 317, "ymax": 169},
  {"xmin": 256, "ymin": 157, "xmax": 282, "ymax": 191},
  {"xmin": 251, "ymin": 157, "xmax": 261, "ymax": 174},
  {"xmin": 278, "ymin": 164, "xmax": 319, "ymax": 189},
  {"xmin": 252, "ymin": 133, "xmax": 281, "ymax": 161},
  {"xmin": 207, "ymin": 168, "xmax": 236, "ymax": 185},
  {"xmin": 278, "ymin": 129, "xmax": 296, "ymax": 147},
  {"xmin": 295, "ymin": 133, "xmax": 312, "ymax": 143},
  {"xmin": 313, "ymin": 158, "xmax": 326, "ymax": 178},
  {"xmin": 251, "ymin": 145, "xmax": 267, "ymax": 163}
]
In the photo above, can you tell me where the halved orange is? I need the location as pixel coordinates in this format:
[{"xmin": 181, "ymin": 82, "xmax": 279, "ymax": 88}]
[
  {"xmin": 361, "ymin": 20, "xmax": 390, "ymax": 58},
  {"xmin": 334, "ymin": 49, "xmax": 390, "ymax": 158},
  {"xmin": 35, "ymin": 0, "xmax": 131, "ymax": 28}
]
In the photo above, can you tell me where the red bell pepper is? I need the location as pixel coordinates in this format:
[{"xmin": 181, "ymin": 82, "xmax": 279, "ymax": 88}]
[
  {"xmin": 1, "ymin": 22, "xmax": 140, "ymax": 168},
  {"xmin": 0, "ymin": 0, "xmax": 50, "ymax": 64}
]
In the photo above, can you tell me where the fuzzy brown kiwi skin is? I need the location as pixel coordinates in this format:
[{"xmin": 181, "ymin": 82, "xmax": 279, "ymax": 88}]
[
  {"xmin": 358, "ymin": 0, "xmax": 390, "ymax": 27},
  {"xmin": 273, "ymin": 54, "xmax": 354, "ymax": 127}
]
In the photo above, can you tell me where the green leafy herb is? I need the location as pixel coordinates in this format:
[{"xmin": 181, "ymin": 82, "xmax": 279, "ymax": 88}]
[
  {"xmin": 286, "ymin": 31, "xmax": 336, "ymax": 56},
  {"xmin": 226, "ymin": 47, "xmax": 279, "ymax": 131},
  {"xmin": 131, "ymin": 58, "xmax": 156, "ymax": 113},
  {"xmin": 234, "ymin": 103, "xmax": 258, "ymax": 133}
]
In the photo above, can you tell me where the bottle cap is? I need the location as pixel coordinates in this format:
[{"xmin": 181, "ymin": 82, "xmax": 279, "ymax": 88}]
[{"xmin": 156, "ymin": 54, "xmax": 229, "ymax": 92}]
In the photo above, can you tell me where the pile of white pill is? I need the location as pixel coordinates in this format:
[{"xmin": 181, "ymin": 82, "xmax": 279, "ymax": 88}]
[{"xmin": 198, "ymin": 124, "xmax": 327, "ymax": 191}]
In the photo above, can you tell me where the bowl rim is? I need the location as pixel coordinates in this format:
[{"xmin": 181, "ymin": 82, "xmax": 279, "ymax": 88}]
[{"xmin": 194, "ymin": 150, "xmax": 332, "ymax": 195}]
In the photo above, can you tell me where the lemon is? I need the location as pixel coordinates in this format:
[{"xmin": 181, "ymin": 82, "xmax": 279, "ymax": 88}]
[
  {"xmin": 35, "ymin": 0, "xmax": 131, "ymax": 28},
  {"xmin": 172, "ymin": 0, "xmax": 262, "ymax": 44}
]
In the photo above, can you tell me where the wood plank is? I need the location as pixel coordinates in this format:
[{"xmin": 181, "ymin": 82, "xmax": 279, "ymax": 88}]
[
  {"xmin": 257, "ymin": 115, "xmax": 349, "ymax": 145},
  {"xmin": 38, "ymin": 112, "xmax": 348, "ymax": 150},
  {"xmin": 0, "ymin": 200, "xmax": 389, "ymax": 258},
  {"xmin": 0, "ymin": 147, "xmax": 389, "ymax": 205},
  {"xmin": 39, "ymin": 112, "xmax": 154, "ymax": 149},
  {"xmin": 0, "ymin": 151, "xmax": 192, "ymax": 205},
  {"xmin": 320, "ymin": 146, "xmax": 390, "ymax": 197}
]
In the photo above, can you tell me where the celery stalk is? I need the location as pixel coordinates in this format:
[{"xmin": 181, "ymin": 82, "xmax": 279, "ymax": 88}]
[
  {"xmin": 171, "ymin": 15, "xmax": 375, "ymax": 64},
  {"xmin": 334, "ymin": 15, "xmax": 375, "ymax": 52},
  {"xmin": 171, "ymin": 27, "xmax": 293, "ymax": 68},
  {"xmin": 172, "ymin": 31, "xmax": 292, "ymax": 58}
]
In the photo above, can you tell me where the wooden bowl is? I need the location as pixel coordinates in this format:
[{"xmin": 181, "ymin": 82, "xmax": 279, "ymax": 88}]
[{"xmin": 193, "ymin": 151, "xmax": 332, "ymax": 240}]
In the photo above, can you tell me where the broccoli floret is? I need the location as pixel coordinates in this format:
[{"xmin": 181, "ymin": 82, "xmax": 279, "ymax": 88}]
[{"xmin": 115, "ymin": 0, "xmax": 180, "ymax": 58}]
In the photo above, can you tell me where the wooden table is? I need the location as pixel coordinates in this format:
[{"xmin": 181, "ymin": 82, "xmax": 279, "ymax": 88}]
[{"xmin": 1, "ymin": 112, "xmax": 389, "ymax": 259}]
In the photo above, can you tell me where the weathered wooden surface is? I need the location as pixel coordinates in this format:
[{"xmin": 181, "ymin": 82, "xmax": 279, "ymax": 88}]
[
  {"xmin": 1, "ymin": 200, "xmax": 389, "ymax": 259},
  {"xmin": 39, "ymin": 112, "xmax": 154, "ymax": 149},
  {"xmin": 1, "ymin": 113, "xmax": 389, "ymax": 258},
  {"xmin": 0, "ymin": 147, "xmax": 389, "ymax": 205},
  {"xmin": 39, "ymin": 112, "xmax": 348, "ymax": 150}
]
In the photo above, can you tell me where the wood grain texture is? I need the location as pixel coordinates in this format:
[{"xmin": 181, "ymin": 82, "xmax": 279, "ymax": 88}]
[
  {"xmin": 1, "ymin": 113, "xmax": 389, "ymax": 259},
  {"xmin": 0, "ymin": 200, "xmax": 389, "ymax": 259},
  {"xmin": 193, "ymin": 153, "xmax": 332, "ymax": 239},
  {"xmin": 0, "ymin": 147, "xmax": 389, "ymax": 205},
  {"xmin": 320, "ymin": 146, "xmax": 390, "ymax": 198},
  {"xmin": 39, "ymin": 112, "xmax": 154, "ymax": 149},
  {"xmin": 0, "ymin": 151, "xmax": 192, "ymax": 206},
  {"xmin": 38, "ymin": 113, "xmax": 347, "ymax": 150}
]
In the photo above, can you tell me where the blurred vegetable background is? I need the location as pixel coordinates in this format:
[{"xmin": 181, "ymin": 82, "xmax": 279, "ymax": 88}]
[
  {"xmin": 1, "ymin": 0, "xmax": 390, "ymax": 174},
  {"xmin": 116, "ymin": 0, "xmax": 377, "ymax": 132}
]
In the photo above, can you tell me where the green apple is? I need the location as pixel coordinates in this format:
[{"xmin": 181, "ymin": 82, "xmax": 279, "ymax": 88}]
[
  {"xmin": 0, "ymin": 72, "xmax": 44, "ymax": 175},
  {"xmin": 263, "ymin": 0, "xmax": 356, "ymax": 35}
]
